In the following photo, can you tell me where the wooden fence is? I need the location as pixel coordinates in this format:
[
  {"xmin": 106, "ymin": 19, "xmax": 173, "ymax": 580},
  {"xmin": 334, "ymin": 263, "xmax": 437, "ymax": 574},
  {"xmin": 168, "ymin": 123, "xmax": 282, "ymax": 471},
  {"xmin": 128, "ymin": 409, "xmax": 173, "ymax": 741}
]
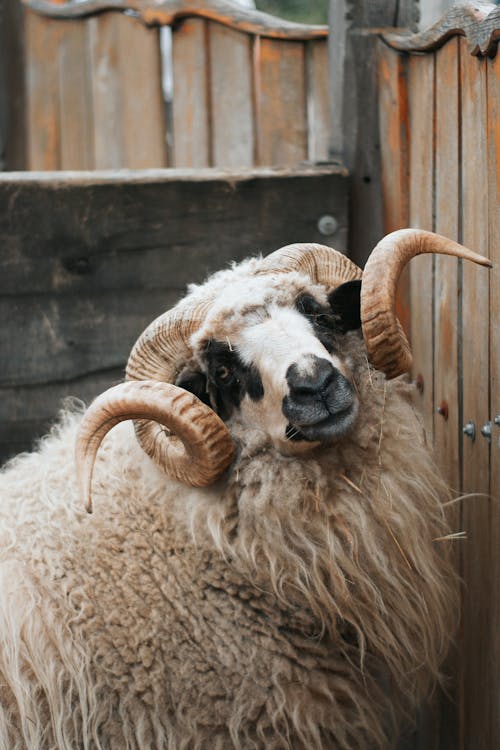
[
  {"xmin": 376, "ymin": 6, "xmax": 500, "ymax": 748},
  {"xmin": 0, "ymin": 166, "xmax": 348, "ymax": 460},
  {"xmin": 14, "ymin": 0, "xmax": 329, "ymax": 170}
]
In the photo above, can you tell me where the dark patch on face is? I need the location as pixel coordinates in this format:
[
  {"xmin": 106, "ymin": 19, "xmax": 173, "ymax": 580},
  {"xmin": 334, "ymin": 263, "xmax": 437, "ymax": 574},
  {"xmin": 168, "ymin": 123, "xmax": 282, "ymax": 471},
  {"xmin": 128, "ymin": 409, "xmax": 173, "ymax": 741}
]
[
  {"xmin": 176, "ymin": 341, "xmax": 264, "ymax": 422},
  {"xmin": 327, "ymin": 280, "xmax": 362, "ymax": 333},
  {"xmin": 295, "ymin": 293, "xmax": 339, "ymax": 352},
  {"xmin": 295, "ymin": 282, "xmax": 361, "ymax": 349}
]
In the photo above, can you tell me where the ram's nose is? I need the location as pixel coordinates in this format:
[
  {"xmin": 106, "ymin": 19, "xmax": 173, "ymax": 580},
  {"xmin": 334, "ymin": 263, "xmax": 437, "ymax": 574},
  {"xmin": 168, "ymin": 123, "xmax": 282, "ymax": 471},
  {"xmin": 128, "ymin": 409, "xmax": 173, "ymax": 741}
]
[
  {"xmin": 286, "ymin": 357, "xmax": 336, "ymax": 398},
  {"xmin": 282, "ymin": 356, "xmax": 357, "ymax": 442}
]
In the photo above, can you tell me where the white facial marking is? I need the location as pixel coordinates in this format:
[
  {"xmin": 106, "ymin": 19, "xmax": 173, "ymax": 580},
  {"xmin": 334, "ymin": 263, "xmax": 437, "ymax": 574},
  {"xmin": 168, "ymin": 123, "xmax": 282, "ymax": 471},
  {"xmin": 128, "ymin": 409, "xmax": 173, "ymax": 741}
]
[{"xmin": 231, "ymin": 305, "xmax": 347, "ymax": 450}]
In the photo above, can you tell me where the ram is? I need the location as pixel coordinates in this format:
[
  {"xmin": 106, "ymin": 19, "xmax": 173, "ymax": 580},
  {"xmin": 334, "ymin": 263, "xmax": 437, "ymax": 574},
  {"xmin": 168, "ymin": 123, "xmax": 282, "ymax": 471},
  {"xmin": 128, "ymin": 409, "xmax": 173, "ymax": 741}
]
[{"xmin": 0, "ymin": 230, "xmax": 491, "ymax": 749}]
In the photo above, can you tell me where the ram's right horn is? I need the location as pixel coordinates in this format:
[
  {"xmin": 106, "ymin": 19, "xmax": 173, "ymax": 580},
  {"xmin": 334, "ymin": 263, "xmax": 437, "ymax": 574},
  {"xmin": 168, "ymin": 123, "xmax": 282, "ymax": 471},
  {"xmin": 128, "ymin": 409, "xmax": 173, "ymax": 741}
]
[
  {"xmin": 361, "ymin": 229, "xmax": 492, "ymax": 379},
  {"xmin": 75, "ymin": 381, "xmax": 234, "ymax": 513}
]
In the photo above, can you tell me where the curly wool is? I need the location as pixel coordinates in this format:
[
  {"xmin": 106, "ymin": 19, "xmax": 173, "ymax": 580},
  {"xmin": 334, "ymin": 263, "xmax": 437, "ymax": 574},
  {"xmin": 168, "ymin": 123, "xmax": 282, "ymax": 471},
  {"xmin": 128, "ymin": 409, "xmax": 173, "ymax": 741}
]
[{"xmin": 0, "ymin": 338, "xmax": 457, "ymax": 749}]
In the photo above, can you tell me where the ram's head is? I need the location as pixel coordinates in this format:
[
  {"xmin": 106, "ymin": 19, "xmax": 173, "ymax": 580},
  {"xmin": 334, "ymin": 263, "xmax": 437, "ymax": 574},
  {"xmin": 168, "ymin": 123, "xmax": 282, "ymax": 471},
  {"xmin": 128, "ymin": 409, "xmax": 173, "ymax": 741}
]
[{"xmin": 76, "ymin": 230, "xmax": 491, "ymax": 510}]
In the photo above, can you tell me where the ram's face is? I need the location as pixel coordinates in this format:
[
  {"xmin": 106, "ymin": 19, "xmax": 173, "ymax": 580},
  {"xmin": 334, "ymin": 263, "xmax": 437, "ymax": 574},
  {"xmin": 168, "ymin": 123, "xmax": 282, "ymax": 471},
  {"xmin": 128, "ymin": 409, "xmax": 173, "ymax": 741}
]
[{"xmin": 177, "ymin": 281, "xmax": 362, "ymax": 455}]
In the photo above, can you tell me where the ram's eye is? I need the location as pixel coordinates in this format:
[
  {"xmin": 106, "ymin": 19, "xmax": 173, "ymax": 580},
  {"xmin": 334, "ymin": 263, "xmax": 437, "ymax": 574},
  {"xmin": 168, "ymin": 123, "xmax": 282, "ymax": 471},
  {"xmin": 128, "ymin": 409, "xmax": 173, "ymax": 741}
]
[{"xmin": 215, "ymin": 365, "xmax": 233, "ymax": 383}]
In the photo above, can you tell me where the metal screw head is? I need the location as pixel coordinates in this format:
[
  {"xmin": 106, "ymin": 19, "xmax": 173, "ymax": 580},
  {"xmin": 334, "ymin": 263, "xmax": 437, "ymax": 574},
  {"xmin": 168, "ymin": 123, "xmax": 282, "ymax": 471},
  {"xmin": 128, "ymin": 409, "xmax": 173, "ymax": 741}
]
[
  {"xmin": 463, "ymin": 421, "xmax": 476, "ymax": 441},
  {"xmin": 494, "ymin": 415, "xmax": 500, "ymax": 427},
  {"xmin": 480, "ymin": 421, "xmax": 492, "ymax": 442},
  {"xmin": 317, "ymin": 215, "xmax": 339, "ymax": 237}
]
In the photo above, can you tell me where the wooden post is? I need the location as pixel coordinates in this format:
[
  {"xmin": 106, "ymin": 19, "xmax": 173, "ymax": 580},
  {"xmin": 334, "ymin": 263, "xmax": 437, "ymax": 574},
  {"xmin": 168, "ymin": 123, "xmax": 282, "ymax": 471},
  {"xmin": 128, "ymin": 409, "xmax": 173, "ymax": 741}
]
[
  {"xmin": 328, "ymin": 0, "xmax": 418, "ymax": 265},
  {"xmin": 0, "ymin": 0, "xmax": 26, "ymax": 170}
]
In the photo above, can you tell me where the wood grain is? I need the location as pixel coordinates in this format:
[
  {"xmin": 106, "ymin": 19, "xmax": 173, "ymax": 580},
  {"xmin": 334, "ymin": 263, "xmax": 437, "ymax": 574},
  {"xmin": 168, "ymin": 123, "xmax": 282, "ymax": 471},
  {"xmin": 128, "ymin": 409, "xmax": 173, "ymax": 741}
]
[
  {"xmin": 208, "ymin": 22, "xmax": 254, "ymax": 167},
  {"xmin": 88, "ymin": 14, "xmax": 125, "ymax": 168},
  {"xmin": 434, "ymin": 38, "xmax": 460, "ymax": 494},
  {"xmin": 58, "ymin": 19, "xmax": 94, "ymax": 169},
  {"xmin": 487, "ymin": 45, "xmax": 500, "ymax": 750},
  {"xmin": 306, "ymin": 39, "xmax": 329, "ymax": 163},
  {"xmin": 115, "ymin": 15, "xmax": 166, "ymax": 168},
  {"xmin": 172, "ymin": 18, "xmax": 209, "ymax": 167},
  {"xmin": 459, "ymin": 36, "xmax": 491, "ymax": 750},
  {"xmin": 24, "ymin": 9, "xmax": 62, "ymax": 169},
  {"xmin": 407, "ymin": 52, "xmax": 435, "ymax": 442},
  {"xmin": 433, "ymin": 36, "xmax": 461, "ymax": 750},
  {"xmin": 255, "ymin": 38, "xmax": 307, "ymax": 166},
  {"xmin": 0, "ymin": 166, "xmax": 348, "ymax": 460},
  {"xmin": 377, "ymin": 43, "xmax": 410, "ymax": 334}
]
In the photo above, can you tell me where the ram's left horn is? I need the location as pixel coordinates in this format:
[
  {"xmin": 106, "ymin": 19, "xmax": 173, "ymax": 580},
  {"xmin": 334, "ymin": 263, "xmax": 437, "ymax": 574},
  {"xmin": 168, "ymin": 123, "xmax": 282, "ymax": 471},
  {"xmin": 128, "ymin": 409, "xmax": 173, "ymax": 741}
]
[
  {"xmin": 76, "ymin": 381, "xmax": 234, "ymax": 512},
  {"xmin": 361, "ymin": 229, "xmax": 492, "ymax": 379}
]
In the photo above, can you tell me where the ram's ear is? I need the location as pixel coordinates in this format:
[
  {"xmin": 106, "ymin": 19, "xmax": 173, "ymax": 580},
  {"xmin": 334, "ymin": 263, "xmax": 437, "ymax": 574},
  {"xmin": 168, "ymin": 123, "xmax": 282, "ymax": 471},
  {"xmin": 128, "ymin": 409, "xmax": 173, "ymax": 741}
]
[
  {"xmin": 328, "ymin": 280, "xmax": 362, "ymax": 333},
  {"xmin": 175, "ymin": 369, "xmax": 212, "ymax": 409}
]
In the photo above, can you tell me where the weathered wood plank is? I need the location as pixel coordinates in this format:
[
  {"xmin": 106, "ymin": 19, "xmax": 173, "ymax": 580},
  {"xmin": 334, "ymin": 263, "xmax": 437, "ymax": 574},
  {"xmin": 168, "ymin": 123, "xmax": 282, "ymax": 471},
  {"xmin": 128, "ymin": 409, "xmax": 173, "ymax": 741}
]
[
  {"xmin": 255, "ymin": 38, "xmax": 307, "ymax": 166},
  {"xmin": 434, "ymin": 38, "xmax": 460, "ymax": 494},
  {"xmin": 21, "ymin": 0, "xmax": 328, "ymax": 40},
  {"xmin": 377, "ymin": 42, "xmax": 410, "ymax": 332},
  {"xmin": 306, "ymin": 39, "xmax": 329, "ymax": 163},
  {"xmin": 0, "ymin": 166, "xmax": 348, "ymax": 460},
  {"xmin": 407, "ymin": 52, "xmax": 435, "ymax": 442},
  {"xmin": 172, "ymin": 18, "xmax": 210, "ymax": 167},
  {"xmin": 88, "ymin": 14, "xmax": 124, "ymax": 168},
  {"xmin": 487, "ymin": 46, "xmax": 500, "ymax": 750},
  {"xmin": 24, "ymin": 9, "xmax": 62, "ymax": 169},
  {"xmin": 116, "ymin": 15, "xmax": 167, "ymax": 168},
  {"xmin": 433, "ymin": 36, "xmax": 461, "ymax": 750},
  {"xmin": 0, "ymin": 0, "xmax": 26, "ymax": 170},
  {"xmin": 208, "ymin": 22, "xmax": 254, "ymax": 167},
  {"xmin": 459, "ymin": 36, "xmax": 491, "ymax": 750},
  {"xmin": 58, "ymin": 20, "xmax": 94, "ymax": 170}
]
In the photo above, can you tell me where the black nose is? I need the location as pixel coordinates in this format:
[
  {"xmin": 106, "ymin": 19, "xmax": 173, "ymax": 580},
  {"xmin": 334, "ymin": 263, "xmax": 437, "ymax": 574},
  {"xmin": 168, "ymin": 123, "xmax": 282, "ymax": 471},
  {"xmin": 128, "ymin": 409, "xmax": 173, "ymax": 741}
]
[
  {"xmin": 287, "ymin": 357, "xmax": 336, "ymax": 399},
  {"xmin": 283, "ymin": 357, "xmax": 355, "ymax": 428}
]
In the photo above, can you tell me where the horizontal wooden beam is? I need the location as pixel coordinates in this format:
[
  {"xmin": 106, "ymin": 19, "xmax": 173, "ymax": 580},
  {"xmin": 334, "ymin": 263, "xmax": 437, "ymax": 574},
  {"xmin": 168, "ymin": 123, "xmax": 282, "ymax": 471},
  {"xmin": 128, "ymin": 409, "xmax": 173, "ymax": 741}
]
[
  {"xmin": 383, "ymin": 2, "xmax": 500, "ymax": 57},
  {"xmin": 21, "ymin": 0, "xmax": 328, "ymax": 39},
  {"xmin": 0, "ymin": 166, "xmax": 348, "ymax": 460}
]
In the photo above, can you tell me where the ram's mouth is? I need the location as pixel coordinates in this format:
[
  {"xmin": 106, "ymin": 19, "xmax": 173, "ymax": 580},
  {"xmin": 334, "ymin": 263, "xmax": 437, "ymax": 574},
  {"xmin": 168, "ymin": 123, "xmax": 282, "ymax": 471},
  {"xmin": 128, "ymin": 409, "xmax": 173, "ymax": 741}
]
[{"xmin": 285, "ymin": 402, "xmax": 358, "ymax": 443}]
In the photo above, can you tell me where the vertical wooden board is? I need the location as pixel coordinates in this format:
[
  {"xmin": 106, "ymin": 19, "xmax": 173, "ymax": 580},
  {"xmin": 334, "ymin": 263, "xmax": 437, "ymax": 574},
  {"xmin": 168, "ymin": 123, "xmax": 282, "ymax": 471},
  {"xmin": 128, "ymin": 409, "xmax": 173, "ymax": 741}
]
[
  {"xmin": 408, "ymin": 53, "xmax": 435, "ymax": 442},
  {"xmin": 459, "ymin": 36, "xmax": 491, "ymax": 750},
  {"xmin": 255, "ymin": 38, "xmax": 307, "ymax": 166},
  {"xmin": 117, "ymin": 15, "xmax": 167, "ymax": 168},
  {"xmin": 2, "ymin": 0, "xmax": 26, "ymax": 170},
  {"xmin": 486, "ymin": 49, "xmax": 500, "ymax": 750},
  {"xmin": 88, "ymin": 13, "xmax": 124, "ymax": 169},
  {"xmin": 172, "ymin": 18, "xmax": 209, "ymax": 167},
  {"xmin": 377, "ymin": 42, "xmax": 410, "ymax": 334},
  {"xmin": 24, "ymin": 10, "xmax": 62, "ymax": 169},
  {"xmin": 208, "ymin": 22, "xmax": 253, "ymax": 168},
  {"xmin": 434, "ymin": 38, "xmax": 460, "ymax": 493},
  {"xmin": 433, "ymin": 37, "xmax": 461, "ymax": 750},
  {"xmin": 306, "ymin": 39, "xmax": 329, "ymax": 162},
  {"xmin": 58, "ymin": 19, "xmax": 94, "ymax": 170}
]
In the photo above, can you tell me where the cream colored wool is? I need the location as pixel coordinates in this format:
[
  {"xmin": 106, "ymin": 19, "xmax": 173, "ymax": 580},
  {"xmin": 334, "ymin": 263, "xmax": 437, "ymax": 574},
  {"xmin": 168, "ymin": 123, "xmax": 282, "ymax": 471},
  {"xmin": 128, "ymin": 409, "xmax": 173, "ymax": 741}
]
[{"xmin": 0, "ymin": 328, "xmax": 456, "ymax": 749}]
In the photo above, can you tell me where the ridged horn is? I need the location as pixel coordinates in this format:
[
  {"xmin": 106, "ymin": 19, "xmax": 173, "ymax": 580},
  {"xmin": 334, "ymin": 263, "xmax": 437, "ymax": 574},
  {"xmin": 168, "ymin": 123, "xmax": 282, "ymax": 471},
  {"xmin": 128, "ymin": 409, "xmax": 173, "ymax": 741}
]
[
  {"xmin": 259, "ymin": 242, "xmax": 363, "ymax": 287},
  {"xmin": 361, "ymin": 229, "xmax": 492, "ymax": 379},
  {"xmin": 76, "ymin": 381, "xmax": 234, "ymax": 513}
]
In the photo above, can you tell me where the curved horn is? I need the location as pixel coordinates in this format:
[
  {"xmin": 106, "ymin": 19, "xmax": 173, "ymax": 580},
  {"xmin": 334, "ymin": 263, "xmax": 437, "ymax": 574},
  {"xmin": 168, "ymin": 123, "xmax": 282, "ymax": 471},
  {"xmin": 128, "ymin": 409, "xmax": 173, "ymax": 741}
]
[
  {"xmin": 259, "ymin": 242, "xmax": 363, "ymax": 287},
  {"xmin": 76, "ymin": 381, "xmax": 234, "ymax": 512},
  {"xmin": 124, "ymin": 299, "xmax": 215, "ymax": 471},
  {"xmin": 125, "ymin": 245, "xmax": 361, "ymax": 473},
  {"xmin": 361, "ymin": 229, "xmax": 492, "ymax": 379}
]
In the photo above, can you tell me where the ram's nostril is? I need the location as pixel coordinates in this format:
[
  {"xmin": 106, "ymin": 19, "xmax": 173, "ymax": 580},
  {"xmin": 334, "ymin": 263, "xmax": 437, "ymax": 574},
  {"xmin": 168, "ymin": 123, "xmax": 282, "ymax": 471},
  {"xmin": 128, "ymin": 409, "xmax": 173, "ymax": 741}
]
[{"xmin": 286, "ymin": 357, "xmax": 337, "ymax": 398}]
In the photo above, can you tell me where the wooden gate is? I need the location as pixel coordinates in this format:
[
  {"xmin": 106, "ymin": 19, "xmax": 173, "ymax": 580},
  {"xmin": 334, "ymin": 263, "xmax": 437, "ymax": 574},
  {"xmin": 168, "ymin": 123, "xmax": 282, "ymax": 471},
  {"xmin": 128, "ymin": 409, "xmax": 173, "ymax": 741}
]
[
  {"xmin": 11, "ymin": 0, "xmax": 330, "ymax": 170},
  {"xmin": 376, "ymin": 6, "xmax": 500, "ymax": 747}
]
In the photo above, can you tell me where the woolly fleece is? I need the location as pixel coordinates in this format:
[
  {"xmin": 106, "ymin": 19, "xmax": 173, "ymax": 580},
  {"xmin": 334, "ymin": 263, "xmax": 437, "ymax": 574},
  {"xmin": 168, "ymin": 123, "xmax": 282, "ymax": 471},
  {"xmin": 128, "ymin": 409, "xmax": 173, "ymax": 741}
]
[{"xmin": 0, "ymin": 329, "xmax": 456, "ymax": 749}]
